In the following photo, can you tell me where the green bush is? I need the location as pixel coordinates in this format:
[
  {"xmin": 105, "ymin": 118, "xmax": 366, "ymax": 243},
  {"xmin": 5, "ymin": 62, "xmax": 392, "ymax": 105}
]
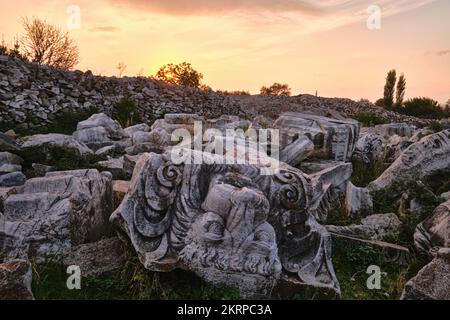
[
  {"xmin": 399, "ymin": 97, "xmax": 448, "ymax": 119},
  {"xmin": 351, "ymin": 156, "xmax": 389, "ymax": 187},
  {"xmin": 429, "ymin": 121, "xmax": 444, "ymax": 133},
  {"xmin": 19, "ymin": 145, "xmax": 104, "ymax": 177},
  {"xmin": 48, "ymin": 106, "xmax": 100, "ymax": 135},
  {"xmin": 356, "ymin": 112, "xmax": 388, "ymax": 127},
  {"xmin": 113, "ymin": 97, "xmax": 140, "ymax": 128}
]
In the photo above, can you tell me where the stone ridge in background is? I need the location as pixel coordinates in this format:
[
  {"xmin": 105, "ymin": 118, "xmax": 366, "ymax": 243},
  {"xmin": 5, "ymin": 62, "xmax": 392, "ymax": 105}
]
[{"xmin": 0, "ymin": 55, "xmax": 428, "ymax": 132}]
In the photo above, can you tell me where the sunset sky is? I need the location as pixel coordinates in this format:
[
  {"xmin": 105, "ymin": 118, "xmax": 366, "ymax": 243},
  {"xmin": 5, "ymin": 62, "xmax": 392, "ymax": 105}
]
[{"xmin": 0, "ymin": 0, "xmax": 449, "ymax": 103}]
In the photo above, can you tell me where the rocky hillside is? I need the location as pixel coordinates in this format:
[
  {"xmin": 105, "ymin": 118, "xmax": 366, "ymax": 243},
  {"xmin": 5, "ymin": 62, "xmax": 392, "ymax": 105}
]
[{"xmin": 0, "ymin": 55, "xmax": 428, "ymax": 132}]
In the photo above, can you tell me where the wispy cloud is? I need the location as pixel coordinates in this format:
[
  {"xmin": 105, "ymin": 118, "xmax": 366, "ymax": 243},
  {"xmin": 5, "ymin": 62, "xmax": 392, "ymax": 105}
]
[
  {"xmin": 107, "ymin": 0, "xmax": 435, "ymax": 17},
  {"xmin": 106, "ymin": 0, "xmax": 436, "ymax": 34},
  {"xmin": 89, "ymin": 26, "xmax": 120, "ymax": 32}
]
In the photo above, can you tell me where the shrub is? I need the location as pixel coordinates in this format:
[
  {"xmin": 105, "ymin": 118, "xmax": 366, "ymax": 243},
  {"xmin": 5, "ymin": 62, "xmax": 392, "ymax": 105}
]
[
  {"xmin": 356, "ymin": 112, "xmax": 388, "ymax": 127},
  {"xmin": 351, "ymin": 156, "xmax": 389, "ymax": 187},
  {"xmin": 399, "ymin": 97, "xmax": 447, "ymax": 119},
  {"xmin": 429, "ymin": 121, "xmax": 444, "ymax": 133},
  {"xmin": 113, "ymin": 97, "xmax": 139, "ymax": 128},
  {"xmin": 48, "ymin": 106, "xmax": 100, "ymax": 135},
  {"xmin": 217, "ymin": 90, "xmax": 251, "ymax": 96}
]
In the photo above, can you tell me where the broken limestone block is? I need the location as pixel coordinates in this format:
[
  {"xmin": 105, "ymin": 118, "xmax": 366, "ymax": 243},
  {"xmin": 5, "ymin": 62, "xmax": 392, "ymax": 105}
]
[
  {"xmin": 0, "ymin": 164, "xmax": 22, "ymax": 175},
  {"xmin": 1, "ymin": 169, "xmax": 113, "ymax": 261},
  {"xmin": 369, "ymin": 130, "xmax": 450, "ymax": 193},
  {"xmin": 20, "ymin": 134, "xmax": 93, "ymax": 158},
  {"xmin": 0, "ymin": 152, "xmax": 23, "ymax": 165},
  {"xmin": 374, "ymin": 123, "xmax": 415, "ymax": 138},
  {"xmin": 441, "ymin": 191, "xmax": 450, "ymax": 201},
  {"xmin": 131, "ymin": 128, "xmax": 171, "ymax": 146},
  {"xmin": 0, "ymin": 172, "xmax": 26, "ymax": 188},
  {"xmin": 95, "ymin": 145, "xmax": 121, "ymax": 157},
  {"xmin": 401, "ymin": 250, "xmax": 450, "ymax": 300},
  {"xmin": 111, "ymin": 150, "xmax": 340, "ymax": 298},
  {"xmin": 123, "ymin": 154, "xmax": 140, "ymax": 176},
  {"xmin": 73, "ymin": 113, "xmax": 127, "ymax": 150},
  {"xmin": 345, "ymin": 182, "xmax": 373, "ymax": 216},
  {"xmin": 62, "ymin": 237, "xmax": 126, "ymax": 278},
  {"xmin": 124, "ymin": 123, "xmax": 151, "ymax": 136},
  {"xmin": 354, "ymin": 130, "xmax": 385, "ymax": 165},
  {"xmin": 125, "ymin": 142, "xmax": 166, "ymax": 156},
  {"xmin": 383, "ymin": 135, "xmax": 412, "ymax": 164},
  {"xmin": 0, "ymin": 132, "xmax": 19, "ymax": 152},
  {"xmin": 273, "ymin": 112, "xmax": 360, "ymax": 162},
  {"xmin": 113, "ymin": 180, "xmax": 130, "ymax": 209},
  {"xmin": 73, "ymin": 126, "xmax": 114, "ymax": 150},
  {"xmin": 309, "ymin": 161, "xmax": 353, "ymax": 190},
  {"xmin": 164, "ymin": 113, "xmax": 204, "ymax": 125},
  {"xmin": 76, "ymin": 112, "xmax": 122, "ymax": 132},
  {"xmin": 0, "ymin": 259, "xmax": 34, "ymax": 300},
  {"xmin": 151, "ymin": 114, "xmax": 204, "ymax": 136},
  {"xmin": 0, "ymin": 187, "xmax": 19, "ymax": 212},
  {"xmin": 96, "ymin": 157, "xmax": 128, "ymax": 180},
  {"xmin": 309, "ymin": 162, "xmax": 353, "ymax": 222},
  {"xmin": 326, "ymin": 213, "xmax": 401, "ymax": 241},
  {"xmin": 414, "ymin": 199, "xmax": 450, "ymax": 256},
  {"xmin": 279, "ymin": 136, "xmax": 314, "ymax": 167},
  {"xmin": 4, "ymin": 130, "xmax": 17, "ymax": 139}
]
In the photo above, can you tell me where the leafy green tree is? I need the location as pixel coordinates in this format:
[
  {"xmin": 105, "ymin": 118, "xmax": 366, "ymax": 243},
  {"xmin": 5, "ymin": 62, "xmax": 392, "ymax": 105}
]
[
  {"xmin": 156, "ymin": 62, "xmax": 203, "ymax": 87},
  {"xmin": 383, "ymin": 69, "xmax": 397, "ymax": 110},
  {"xmin": 395, "ymin": 73, "xmax": 406, "ymax": 108},
  {"xmin": 260, "ymin": 83, "xmax": 291, "ymax": 96}
]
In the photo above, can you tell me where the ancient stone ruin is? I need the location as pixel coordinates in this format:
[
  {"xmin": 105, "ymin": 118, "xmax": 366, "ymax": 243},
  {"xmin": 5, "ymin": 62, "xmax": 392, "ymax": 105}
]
[
  {"xmin": 0, "ymin": 53, "xmax": 449, "ymax": 300},
  {"xmin": 111, "ymin": 150, "xmax": 340, "ymax": 297}
]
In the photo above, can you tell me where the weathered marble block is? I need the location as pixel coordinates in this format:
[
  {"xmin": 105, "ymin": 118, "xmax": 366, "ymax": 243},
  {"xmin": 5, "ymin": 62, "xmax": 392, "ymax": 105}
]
[
  {"xmin": 273, "ymin": 112, "xmax": 360, "ymax": 162},
  {"xmin": 111, "ymin": 150, "xmax": 340, "ymax": 297},
  {"xmin": 369, "ymin": 130, "xmax": 450, "ymax": 193},
  {"xmin": 414, "ymin": 199, "xmax": 450, "ymax": 257},
  {"xmin": 73, "ymin": 113, "xmax": 127, "ymax": 150},
  {"xmin": 1, "ymin": 169, "xmax": 113, "ymax": 261}
]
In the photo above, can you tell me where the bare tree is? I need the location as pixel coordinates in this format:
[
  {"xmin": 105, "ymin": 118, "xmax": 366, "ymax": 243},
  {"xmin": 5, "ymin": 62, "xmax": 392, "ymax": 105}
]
[
  {"xmin": 117, "ymin": 62, "xmax": 127, "ymax": 77},
  {"xmin": 21, "ymin": 17, "xmax": 79, "ymax": 70}
]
